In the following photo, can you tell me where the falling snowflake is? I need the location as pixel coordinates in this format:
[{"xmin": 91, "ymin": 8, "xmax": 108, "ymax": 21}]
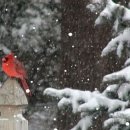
[
  {"xmin": 68, "ymin": 32, "xmax": 73, "ymax": 37},
  {"xmin": 126, "ymin": 122, "xmax": 129, "ymax": 126},
  {"xmin": 72, "ymin": 45, "xmax": 75, "ymax": 48},
  {"xmin": 53, "ymin": 117, "xmax": 57, "ymax": 121},
  {"xmin": 64, "ymin": 69, "xmax": 67, "ymax": 73},
  {"xmin": 54, "ymin": 128, "xmax": 58, "ymax": 130},
  {"xmin": 56, "ymin": 19, "xmax": 58, "ymax": 22},
  {"xmin": 32, "ymin": 26, "xmax": 36, "ymax": 30},
  {"xmin": 30, "ymin": 81, "xmax": 34, "ymax": 83}
]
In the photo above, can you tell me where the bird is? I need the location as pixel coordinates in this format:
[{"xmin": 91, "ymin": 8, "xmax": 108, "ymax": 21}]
[{"xmin": 2, "ymin": 53, "xmax": 32, "ymax": 96}]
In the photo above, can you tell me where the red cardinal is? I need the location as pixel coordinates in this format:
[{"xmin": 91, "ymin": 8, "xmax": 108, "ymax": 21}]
[{"xmin": 2, "ymin": 53, "xmax": 31, "ymax": 96}]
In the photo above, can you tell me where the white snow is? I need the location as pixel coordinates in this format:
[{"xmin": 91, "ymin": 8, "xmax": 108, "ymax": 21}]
[
  {"xmin": 104, "ymin": 109, "xmax": 130, "ymax": 128},
  {"xmin": 102, "ymin": 84, "xmax": 119, "ymax": 96},
  {"xmin": 126, "ymin": 122, "xmax": 130, "ymax": 126},
  {"xmin": 30, "ymin": 81, "xmax": 34, "ymax": 83},
  {"xmin": 72, "ymin": 45, "xmax": 75, "ymax": 48},
  {"xmin": 92, "ymin": 1, "xmax": 130, "ymax": 58},
  {"xmin": 71, "ymin": 116, "xmax": 92, "ymax": 130},
  {"xmin": 95, "ymin": 0, "xmax": 119, "ymax": 25},
  {"xmin": 86, "ymin": 0, "xmax": 103, "ymax": 12},
  {"xmin": 79, "ymin": 91, "xmax": 128, "ymax": 113},
  {"xmin": 124, "ymin": 58, "xmax": 130, "ymax": 66},
  {"xmin": 68, "ymin": 32, "xmax": 73, "ymax": 37},
  {"xmin": 53, "ymin": 118, "xmax": 56, "ymax": 121},
  {"xmin": 54, "ymin": 128, "xmax": 58, "ymax": 130},
  {"xmin": 104, "ymin": 117, "xmax": 126, "ymax": 128},
  {"xmin": 16, "ymin": 114, "xmax": 26, "ymax": 120},
  {"xmin": 87, "ymin": 4, "xmax": 99, "ymax": 13},
  {"xmin": 103, "ymin": 66, "xmax": 130, "ymax": 83},
  {"xmin": 87, "ymin": 0, "xmax": 130, "ymax": 58},
  {"xmin": 0, "ymin": 45, "xmax": 11, "ymax": 54},
  {"xmin": 26, "ymin": 89, "xmax": 30, "ymax": 93},
  {"xmin": 44, "ymin": 88, "xmax": 129, "ymax": 113},
  {"xmin": 101, "ymin": 28, "xmax": 130, "ymax": 57},
  {"xmin": 44, "ymin": 88, "xmax": 129, "ymax": 130},
  {"xmin": 44, "ymin": 88, "xmax": 91, "ymax": 113},
  {"xmin": 122, "ymin": 8, "xmax": 130, "ymax": 22},
  {"xmin": 32, "ymin": 26, "xmax": 36, "ymax": 30},
  {"xmin": 117, "ymin": 83, "xmax": 130, "ymax": 100},
  {"xmin": 110, "ymin": 109, "xmax": 130, "ymax": 119},
  {"xmin": 64, "ymin": 69, "xmax": 67, "ymax": 73}
]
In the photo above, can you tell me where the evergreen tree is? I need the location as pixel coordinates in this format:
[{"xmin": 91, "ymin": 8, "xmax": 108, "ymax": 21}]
[{"xmin": 44, "ymin": 0, "xmax": 130, "ymax": 130}]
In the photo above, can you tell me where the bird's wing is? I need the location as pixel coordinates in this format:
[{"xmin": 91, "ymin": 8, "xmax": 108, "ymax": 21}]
[{"xmin": 15, "ymin": 58, "xmax": 28, "ymax": 79}]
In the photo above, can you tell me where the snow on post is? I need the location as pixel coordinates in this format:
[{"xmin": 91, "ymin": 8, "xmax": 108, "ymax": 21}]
[{"xmin": 0, "ymin": 78, "xmax": 28, "ymax": 130}]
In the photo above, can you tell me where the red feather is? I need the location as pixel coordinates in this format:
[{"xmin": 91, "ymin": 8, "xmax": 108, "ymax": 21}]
[{"xmin": 2, "ymin": 53, "xmax": 32, "ymax": 96}]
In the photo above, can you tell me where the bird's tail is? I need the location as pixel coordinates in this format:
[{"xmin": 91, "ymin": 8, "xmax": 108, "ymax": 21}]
[{"xmin": 20, "ymin": 78, "xmax": 32, "ymax": 96}]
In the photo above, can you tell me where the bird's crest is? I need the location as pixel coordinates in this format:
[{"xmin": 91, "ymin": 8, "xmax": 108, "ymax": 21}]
[{"xmin": 6, "ymin": 52, "xmax": 14, "ymax": 59}]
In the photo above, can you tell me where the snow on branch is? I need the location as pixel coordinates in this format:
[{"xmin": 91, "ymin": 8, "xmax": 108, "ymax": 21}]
[
  {"xmin": 71, "ymin": 116, "xmax": 92, "ymax": 130},
  {"xmin": 122, "ymin": 7, "xmax": 130, "ymax": 25},
  {"xmin": 124, "ymin": 58, "xmax": 130, "ymax": 67},
  {"xmin": 44, "ymin": 88, "xmax": 94, "ymax": 130},
  {"xmin": 44, "ymin": 88, "xmax": 91, "ymax": 113},
  {"xmin": 101, "ymin": 28, "xmax": 130, "ymax": 57},
  {"xmin": 103, "ymin": 83, "xmax": 130, "ymax": 101},
  {"xmin": 95, "ymin": 0, "xmax": 119, "ymax": 26},
  {"xmin": 44, "ymin": 88, "xmax": 129, "ymax": 130},
  {"xmin": 44, "ymin": 88, "xmax": 128, "ymax": 113},
  {"xmin": 88, "ymin": 0, "xmax": 130, "ymax": 58},
  {"xmin": 86, "ymin": 0, "xmax": 104, "ymax": 13},
  {"xmin": 102, "ymin": 84, "xmax": 119, "ymax": 96},
  {"xmin": 104, "ymin": 109, "xmax": 130, "ymax": 129},
  {"xmin": 117, "ymin": 83, "xmax": 130, "ymax": 100},
  {"xmin": 93, "ymin": 0, "xmax": 130, "ymax": 28},
  {"xmin": 103, "ymin": 66, "xmax": 130, "ymax": 83}
]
